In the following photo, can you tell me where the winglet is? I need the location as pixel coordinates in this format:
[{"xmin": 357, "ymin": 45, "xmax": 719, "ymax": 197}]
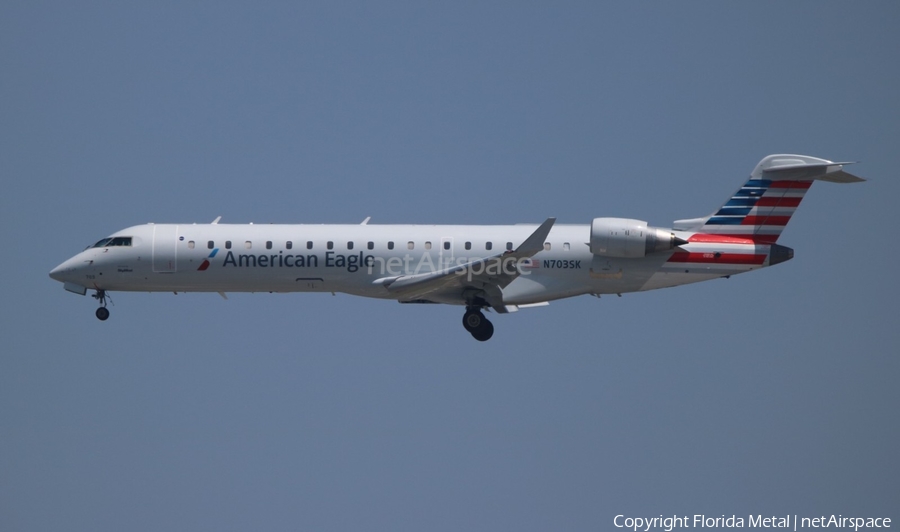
[{"xmin": 510, "ymin": 217, "xmax": 556, "ymax": 257}]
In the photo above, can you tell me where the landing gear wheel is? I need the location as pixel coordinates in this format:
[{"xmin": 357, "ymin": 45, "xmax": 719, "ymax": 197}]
[
  {"xmin": 463, "ymin": 310, "xmax": 484, "ymax": 333},
  {"xmin": 92, "ymin": 289, "xmax": 111, "ymax": 321},
  {"xmin": 471, "ymin": 319, "xmax": 494, "ymax": 342},
  {"xmin": 463, "ymin": 308, "xmax": 494, "ymax": 341}
]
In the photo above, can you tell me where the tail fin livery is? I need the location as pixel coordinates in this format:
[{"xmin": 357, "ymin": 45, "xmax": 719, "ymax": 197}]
[{"xmin": 674, "ymin": 154, "xmax": 864, "ymax": 244}]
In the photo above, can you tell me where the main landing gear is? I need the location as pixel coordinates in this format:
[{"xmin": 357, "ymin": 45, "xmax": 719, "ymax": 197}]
[
  {"xmin": 463, "ymin": 307, "xmax": 494, "ymax": 342},
  {"xmin": 92, "ymin": 289, "xmax": 111, "ymax": 321}
]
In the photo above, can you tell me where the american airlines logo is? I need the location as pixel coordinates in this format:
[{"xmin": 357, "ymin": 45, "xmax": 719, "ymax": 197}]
[{"xmin": 197, "ymin": 248, "xmax": 218, "ymax": 271}]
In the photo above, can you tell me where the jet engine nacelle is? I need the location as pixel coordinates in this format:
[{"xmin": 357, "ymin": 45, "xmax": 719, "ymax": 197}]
[{"xmin": 590, "ymin": 217, "xmax": 682, "ymax": 258}]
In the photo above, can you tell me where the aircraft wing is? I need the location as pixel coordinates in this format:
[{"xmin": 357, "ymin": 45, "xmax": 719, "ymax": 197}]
[{"xmin": 372, "ymin": 217, "xmax": 556, "ymax": 312}]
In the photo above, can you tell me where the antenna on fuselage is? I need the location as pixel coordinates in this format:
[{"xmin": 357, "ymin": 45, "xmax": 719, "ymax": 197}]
[
  {"xmin": 211, "ymin": 216, "xmax": 222, "ymax": 224},
  {"xmin": 360, "ymin": 216, "xmax": 371, "ymax": 225}
]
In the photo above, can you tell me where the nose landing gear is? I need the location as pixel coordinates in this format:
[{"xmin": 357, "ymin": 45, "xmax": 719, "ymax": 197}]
[
  {"xmin": 463, "ymin": 307, "xmax": 494, "ymax": 341},
  {"xmin": 92, "ymin": 289, "xmax": 111, "ymax": 321}
]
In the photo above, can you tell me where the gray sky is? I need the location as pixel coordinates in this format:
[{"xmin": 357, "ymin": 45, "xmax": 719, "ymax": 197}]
[{"xmin": 2, "ymin": 2, "xmax": 898, "ymax": 531}]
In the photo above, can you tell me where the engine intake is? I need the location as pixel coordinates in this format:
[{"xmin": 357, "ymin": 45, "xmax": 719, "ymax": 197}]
[{"xmin": 590, "ymin": 217, "xmax": 684, "ymax": 258}]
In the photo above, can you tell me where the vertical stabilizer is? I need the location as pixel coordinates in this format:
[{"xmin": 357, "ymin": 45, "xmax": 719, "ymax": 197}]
[{"xmin": 675, "ymin": 154, "xmax": 863, "ymax": 243}]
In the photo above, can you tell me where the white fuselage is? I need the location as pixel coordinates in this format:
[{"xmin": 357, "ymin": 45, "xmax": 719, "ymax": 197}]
[{"xmin": 49, "ymin": 222, "xmax": 771, "ymax": 307}]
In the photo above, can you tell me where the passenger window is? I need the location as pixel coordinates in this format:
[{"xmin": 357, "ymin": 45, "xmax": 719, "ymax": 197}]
[
  {"xmin": 367, "ymin": 241, "xmax": 374, "ymax": 250},
  {"xmin": 564, "ymin": 242, "xmax": 570, "ymax": 251},
  {"xmin": 307, "ymin": 241, "xmax": 313, "ymax": 249},
  {"xmin": 544, "ymin": 242, "xmax": 551, "ymax": 250},
  {"xmin": 465, "ymin": 242, "xmax": 471, "ymax": 250},
  {"xmin": 327, "ymin": 241, "xmax": 334, "ymax": 250},
  {"xmin": 347, "ymin": 241, "xmax": 354, "ymax": 250},
  {"xmin": 443, "ymin": 241, "xmax": 451, "ymax": 250},
  {"xmin": 506, "ymin": 242, "xmax": 513, "ymax": 251},
  {"xmin": 424, "ymin": 241, "xmax": 432, "ymax": 250},
  {"xmin": 245, "ymin": 241, "xmax": 252, "ymax": 249},
  {"xmin": 388, "ymin": 241, "xmax": 394, "ymax": 250},
  {"xmin": 266, "ymin": 241, "xmax": 273, "ymax": 250},
  {"xmin": 485, "ymin": 242, "xmax": 492, "ymax": 251},
  {"xmin": 225, "ymin": 241, "xmax": 232, "ymax": 249},
  {"xmin": 188, "ymin": 241, "xmax": 195, "ymax": 249},
  {"xmin": 407, "ymin": 241, "xmax": 415, "ymax": 250},
  {"xmin": 286, "ymin": 241, "xmax": 293, "ymax": 250},
  {"xmin": 208, "ymin": 241, "xmax": 214, "ymax": 249}
]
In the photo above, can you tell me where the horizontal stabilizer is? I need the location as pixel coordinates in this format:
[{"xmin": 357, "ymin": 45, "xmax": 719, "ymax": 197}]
[
  {"xmin": 813, "ymin": 168, "xmax": 864, "ymax": 183},
  {"xmin": 753, "ymin": 155, "xmax": 864, "ymax": 183}
]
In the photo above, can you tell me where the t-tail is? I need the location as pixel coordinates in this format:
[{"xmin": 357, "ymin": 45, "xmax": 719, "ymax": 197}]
[{"xmin": 674, "ymin": 154, "xmax": 865, "ymax": 245}]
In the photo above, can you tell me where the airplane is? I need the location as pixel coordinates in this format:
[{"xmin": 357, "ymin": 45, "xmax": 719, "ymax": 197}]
[{"xmin": 50, "ymin": 154, "xmax": 863, "ymax": 341}]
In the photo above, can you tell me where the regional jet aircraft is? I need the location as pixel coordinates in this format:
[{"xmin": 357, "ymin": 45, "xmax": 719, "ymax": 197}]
[{"xmin": 50, "ymin": 154, "xmax": 863, "ymax": 341}]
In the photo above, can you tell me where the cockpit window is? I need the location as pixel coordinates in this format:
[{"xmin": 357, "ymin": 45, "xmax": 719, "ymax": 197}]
[{"xmin": 91, "ymin": 236, "xmax": 132, "ymax": 248}]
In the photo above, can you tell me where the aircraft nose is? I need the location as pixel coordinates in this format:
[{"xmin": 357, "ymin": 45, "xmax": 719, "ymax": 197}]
[
  {"xmin": 49, "ymin": 263, "xmax": 66, "ymax": 281},
  {"xmin": 49, "ymin": 257, "xmax": 78, "ymax": 282}
]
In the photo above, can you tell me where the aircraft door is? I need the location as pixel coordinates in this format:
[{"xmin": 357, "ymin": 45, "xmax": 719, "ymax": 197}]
[{"xmin": 152, "ymin": 225, "xmax": 178, "ymax": 272}]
